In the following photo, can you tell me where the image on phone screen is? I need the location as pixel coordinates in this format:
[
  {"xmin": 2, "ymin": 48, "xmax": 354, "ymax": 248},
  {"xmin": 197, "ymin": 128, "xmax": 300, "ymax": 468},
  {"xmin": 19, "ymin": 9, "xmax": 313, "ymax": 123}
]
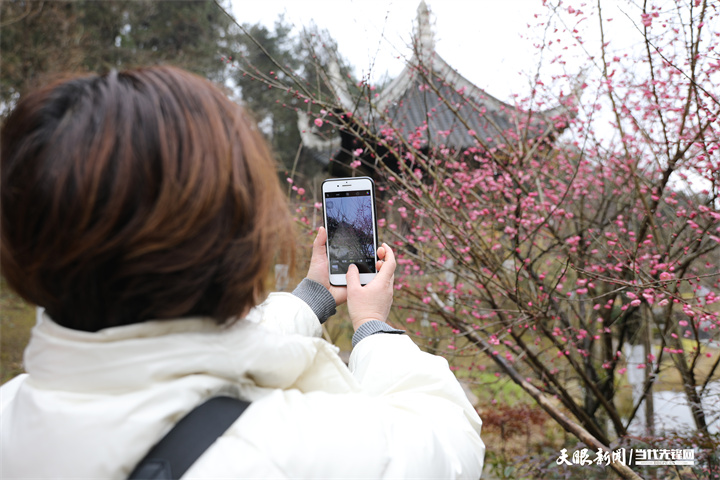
[{"xmin": 324, "ymin": 190, "xmax": 376, "ymax": 276}]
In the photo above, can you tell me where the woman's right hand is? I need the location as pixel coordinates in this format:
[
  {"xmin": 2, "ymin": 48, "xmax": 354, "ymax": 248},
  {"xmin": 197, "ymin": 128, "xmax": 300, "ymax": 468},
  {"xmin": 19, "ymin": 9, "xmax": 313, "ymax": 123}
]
[{"xmin": 346, "ymin": 243, "xmax": 396, "ymax": 331}]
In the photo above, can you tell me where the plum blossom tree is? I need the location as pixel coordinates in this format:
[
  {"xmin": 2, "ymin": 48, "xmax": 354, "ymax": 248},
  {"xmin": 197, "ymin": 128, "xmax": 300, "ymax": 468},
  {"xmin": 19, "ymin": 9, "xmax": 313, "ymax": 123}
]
[{"xmin": 220, "ymin": 1, "xmax": 719, "ymax": 478}]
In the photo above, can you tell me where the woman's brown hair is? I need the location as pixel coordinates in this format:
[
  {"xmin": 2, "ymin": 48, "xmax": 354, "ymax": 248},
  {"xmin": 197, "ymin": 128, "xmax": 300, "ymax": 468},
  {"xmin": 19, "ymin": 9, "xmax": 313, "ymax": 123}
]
[{"xmin": 1, "ymin": 66, "xmax": 295, "ymax": 331}]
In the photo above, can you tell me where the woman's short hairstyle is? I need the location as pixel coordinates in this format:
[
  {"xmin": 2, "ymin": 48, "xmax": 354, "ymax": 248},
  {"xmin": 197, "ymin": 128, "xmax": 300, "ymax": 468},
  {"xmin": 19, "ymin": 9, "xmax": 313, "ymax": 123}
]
[{"xmin": 1, "ymin": 66, "xmax": 295, "ymax": 331}]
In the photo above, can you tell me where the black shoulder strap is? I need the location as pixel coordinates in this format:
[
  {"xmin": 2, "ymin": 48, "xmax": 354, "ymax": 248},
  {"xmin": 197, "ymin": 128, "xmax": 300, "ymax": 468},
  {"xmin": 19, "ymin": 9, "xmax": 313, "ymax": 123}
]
[{"xmin": 128, "ymin": 396, "xmax": 251, "ymax": 480}]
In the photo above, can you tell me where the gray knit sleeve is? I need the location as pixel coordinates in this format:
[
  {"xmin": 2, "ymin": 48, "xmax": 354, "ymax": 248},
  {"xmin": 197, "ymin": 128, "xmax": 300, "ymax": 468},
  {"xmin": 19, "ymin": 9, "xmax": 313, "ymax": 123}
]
[
  {"xmin": 291, "ymin": 278, "xmax": 337, "ymax": 324},
  {"xmin": 352, "ymin": 320, "xmax": 405, "ymax": 348}
]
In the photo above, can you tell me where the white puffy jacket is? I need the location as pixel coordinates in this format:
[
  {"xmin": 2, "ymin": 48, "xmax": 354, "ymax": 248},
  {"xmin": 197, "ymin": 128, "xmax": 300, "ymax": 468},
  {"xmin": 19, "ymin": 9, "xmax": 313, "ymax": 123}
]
[{"xmin": 0, "ymin": 291, "xmax": 485, "ymax": 479}]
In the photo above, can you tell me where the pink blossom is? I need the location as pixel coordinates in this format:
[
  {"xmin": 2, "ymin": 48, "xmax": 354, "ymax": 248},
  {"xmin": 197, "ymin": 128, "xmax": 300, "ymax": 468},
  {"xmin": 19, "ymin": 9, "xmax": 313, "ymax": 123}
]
[
  {"xmin": 659, "ymin": 271, "xmax": 674, "ymax": 281},
  {"xmin": 274, "ymin": 4, "xmax": 720, "ymax": 445},
  {"xmin": 314, "ymin": 118, "xmax": 323, "ymax": 127},
  {"xmin": 642, "ymin": 292, "xmax": 655, "ymax": 305}
]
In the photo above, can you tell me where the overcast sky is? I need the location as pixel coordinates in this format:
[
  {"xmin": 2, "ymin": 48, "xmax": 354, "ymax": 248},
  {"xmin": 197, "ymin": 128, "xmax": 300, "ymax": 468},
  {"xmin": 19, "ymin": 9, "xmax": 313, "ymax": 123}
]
[{"xmin": 229, "ymin": 0, "xmax": 648, "ymax": 102}]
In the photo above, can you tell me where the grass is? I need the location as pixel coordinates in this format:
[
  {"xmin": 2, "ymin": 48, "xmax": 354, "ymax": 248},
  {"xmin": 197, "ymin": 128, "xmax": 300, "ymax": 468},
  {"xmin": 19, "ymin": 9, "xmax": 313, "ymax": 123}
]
[{"xmin": 0, "ymin": 278, "xmax": 36, "ymax": 384}]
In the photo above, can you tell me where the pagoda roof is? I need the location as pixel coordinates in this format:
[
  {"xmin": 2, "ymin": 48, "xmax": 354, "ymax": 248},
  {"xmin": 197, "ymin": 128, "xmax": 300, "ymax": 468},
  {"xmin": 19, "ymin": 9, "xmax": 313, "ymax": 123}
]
[{"xmin": 301, "ymin": 1, "xmax": 579, "ymax": 159}]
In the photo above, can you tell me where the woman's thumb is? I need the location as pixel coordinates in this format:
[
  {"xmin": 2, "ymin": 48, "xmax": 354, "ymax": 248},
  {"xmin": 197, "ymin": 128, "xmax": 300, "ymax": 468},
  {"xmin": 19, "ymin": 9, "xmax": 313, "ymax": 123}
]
[{"xmin": 346, "ymin": 264, "xmax": 361, "ymax": 290}]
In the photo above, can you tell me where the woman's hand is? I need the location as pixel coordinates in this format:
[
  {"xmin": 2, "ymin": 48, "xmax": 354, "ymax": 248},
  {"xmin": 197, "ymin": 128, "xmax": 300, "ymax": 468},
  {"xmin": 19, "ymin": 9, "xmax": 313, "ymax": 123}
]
[
  {"xmin": 346, "ymin": 243, "xmax": 396, "ymax": 331},
  {"xmin": 305, "ymin": 227, "xmax": 347, "ymax": 306}
]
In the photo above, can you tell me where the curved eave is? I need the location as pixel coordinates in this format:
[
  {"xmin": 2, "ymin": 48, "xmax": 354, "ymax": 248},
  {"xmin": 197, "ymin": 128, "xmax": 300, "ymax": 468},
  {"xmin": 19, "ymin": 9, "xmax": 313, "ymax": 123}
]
[
  {"xmin": 375, "ymin": 51, "xmax": 574, "ymax": 149},
  {"xmin": 315, "ymin": 0, "xmax": 584, "ymax": 153},
  {"xmin": 297, "ymin": 111, "xmax": 341, "ymax": 164}
]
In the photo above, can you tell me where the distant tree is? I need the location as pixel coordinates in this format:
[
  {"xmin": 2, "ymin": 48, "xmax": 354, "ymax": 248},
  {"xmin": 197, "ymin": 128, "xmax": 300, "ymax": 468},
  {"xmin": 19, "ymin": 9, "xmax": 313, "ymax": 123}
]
[
  {"xmin": 229, "ymin": 20, "xmax": 306, "ymax": 172},
  {"xmin": 0, "ymin": 0, "xmax": 235, "ymax": 113},
  {"xmin": 225, "ymin": 14, "xmax": 357, "ymax": 174}
]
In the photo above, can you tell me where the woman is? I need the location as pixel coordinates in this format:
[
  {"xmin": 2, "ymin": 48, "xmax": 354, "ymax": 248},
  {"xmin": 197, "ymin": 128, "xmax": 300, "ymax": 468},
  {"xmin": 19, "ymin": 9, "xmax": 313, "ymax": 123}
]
[{"xmin": 0, "ymin": 66, "xmax": 484, "ymax": 479}]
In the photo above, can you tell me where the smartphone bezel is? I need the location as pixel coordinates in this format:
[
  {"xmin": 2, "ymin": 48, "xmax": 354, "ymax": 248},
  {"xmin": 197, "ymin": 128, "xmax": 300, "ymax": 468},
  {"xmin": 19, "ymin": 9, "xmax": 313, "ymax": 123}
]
[{"xmin": 321, "ymin": 176, "xmax": 378, "ymax": 286}]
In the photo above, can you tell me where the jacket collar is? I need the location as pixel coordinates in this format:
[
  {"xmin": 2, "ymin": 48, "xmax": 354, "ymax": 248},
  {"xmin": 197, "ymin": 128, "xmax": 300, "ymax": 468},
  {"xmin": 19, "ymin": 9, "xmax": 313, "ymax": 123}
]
[{"xmin": 24, "ymin": 311, "xmax": 360, "ymax": 396}]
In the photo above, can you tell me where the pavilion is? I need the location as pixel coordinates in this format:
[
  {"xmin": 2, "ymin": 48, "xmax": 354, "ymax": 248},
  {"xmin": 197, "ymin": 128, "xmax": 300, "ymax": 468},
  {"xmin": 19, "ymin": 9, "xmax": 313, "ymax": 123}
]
[{"xmin": 299, "ymin": 1, "xmax": 580, "ymax": 178}]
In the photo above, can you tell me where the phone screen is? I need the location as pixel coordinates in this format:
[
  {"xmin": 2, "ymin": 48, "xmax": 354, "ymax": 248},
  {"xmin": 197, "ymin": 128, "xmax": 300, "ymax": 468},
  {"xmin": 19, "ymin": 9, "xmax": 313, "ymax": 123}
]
[{"xmin": 324, "ymin": 189, "xmax": 377, "ymax": 276}]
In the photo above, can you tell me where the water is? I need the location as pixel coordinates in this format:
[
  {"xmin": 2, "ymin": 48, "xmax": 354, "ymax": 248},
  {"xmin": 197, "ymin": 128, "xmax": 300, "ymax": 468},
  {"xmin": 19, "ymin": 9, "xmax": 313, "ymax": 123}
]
[{"xmin": 624, "ymin": 343, "xmax": 720, "ymax": 435}]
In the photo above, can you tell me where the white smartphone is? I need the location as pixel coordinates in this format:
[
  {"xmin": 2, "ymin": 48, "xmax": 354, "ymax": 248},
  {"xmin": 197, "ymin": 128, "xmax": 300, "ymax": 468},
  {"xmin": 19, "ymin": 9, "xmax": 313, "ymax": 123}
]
[{"xmin": 322, "ymin": 177, "xmax": 379, "ymax": 286}]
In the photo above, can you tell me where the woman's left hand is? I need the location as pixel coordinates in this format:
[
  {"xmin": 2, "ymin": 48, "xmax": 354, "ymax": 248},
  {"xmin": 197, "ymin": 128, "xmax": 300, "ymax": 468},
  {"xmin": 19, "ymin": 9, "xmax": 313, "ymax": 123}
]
[{"xmin": 306, "ymin": 227, "xmax": 347, "ymax": 306}]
